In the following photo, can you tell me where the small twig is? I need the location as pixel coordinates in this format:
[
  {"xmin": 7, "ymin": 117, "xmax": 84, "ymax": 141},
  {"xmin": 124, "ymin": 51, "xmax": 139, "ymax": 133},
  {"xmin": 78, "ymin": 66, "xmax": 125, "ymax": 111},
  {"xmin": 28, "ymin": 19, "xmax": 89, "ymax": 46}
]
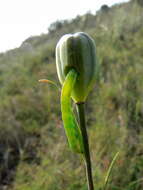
[{"xmin": 38, "ymin": 79, "xmax": 61, "ymax": 91}]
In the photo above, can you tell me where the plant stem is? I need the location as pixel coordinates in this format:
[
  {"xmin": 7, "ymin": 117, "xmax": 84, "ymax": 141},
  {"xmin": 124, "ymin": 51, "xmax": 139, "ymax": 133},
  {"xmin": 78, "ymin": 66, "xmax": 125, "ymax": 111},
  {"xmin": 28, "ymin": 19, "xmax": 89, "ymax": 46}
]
[{"xmin": 76, "ymin": 103, "xmax": 94, "ymax": 190}]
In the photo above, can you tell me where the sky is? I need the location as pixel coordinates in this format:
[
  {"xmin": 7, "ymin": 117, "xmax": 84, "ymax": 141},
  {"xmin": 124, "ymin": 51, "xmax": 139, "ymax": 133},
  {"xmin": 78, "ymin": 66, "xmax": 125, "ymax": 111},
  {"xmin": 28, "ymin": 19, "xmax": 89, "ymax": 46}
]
[{"xmin": 0, "ymin": 0, "xmax": 129, "ymax": 53}]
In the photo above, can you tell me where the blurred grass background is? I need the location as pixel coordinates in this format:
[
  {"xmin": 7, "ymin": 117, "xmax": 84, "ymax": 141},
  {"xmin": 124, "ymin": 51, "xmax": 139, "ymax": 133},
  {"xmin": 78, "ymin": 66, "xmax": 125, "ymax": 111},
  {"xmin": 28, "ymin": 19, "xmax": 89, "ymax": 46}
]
[{"xmin": 0, "ymin": 0, "xmax": 143, "ymax": 189}]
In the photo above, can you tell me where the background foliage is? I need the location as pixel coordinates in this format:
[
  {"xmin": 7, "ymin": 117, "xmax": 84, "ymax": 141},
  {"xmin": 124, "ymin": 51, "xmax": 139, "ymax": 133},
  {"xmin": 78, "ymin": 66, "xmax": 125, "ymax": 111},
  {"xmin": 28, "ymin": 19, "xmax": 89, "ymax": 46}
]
[{"xmin": 0, "ymin": 0, "xmax": 143, "ymax": 189}]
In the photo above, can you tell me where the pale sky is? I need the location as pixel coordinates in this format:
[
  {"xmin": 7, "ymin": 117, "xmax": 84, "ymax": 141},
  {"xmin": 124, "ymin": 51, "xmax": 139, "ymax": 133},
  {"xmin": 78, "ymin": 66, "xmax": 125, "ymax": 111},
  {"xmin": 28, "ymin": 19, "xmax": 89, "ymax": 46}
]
[{"xmin": 0, "ymin": 0, "xmax": 129, "ymax": 53}]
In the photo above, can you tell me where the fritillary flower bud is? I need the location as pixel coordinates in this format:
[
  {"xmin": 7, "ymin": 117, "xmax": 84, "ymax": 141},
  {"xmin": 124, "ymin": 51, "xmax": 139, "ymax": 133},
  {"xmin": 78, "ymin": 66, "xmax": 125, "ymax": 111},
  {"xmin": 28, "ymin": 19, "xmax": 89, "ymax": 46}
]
[{"xmin": 56, "ymin": 32, "xmax": 97, "ymax": 103}]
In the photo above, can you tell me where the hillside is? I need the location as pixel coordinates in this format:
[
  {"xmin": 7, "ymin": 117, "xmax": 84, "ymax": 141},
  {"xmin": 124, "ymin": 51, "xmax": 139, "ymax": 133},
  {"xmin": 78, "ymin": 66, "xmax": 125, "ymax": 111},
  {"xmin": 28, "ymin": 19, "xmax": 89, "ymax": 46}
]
[{"xmin": 0, "ymin": 0, "xmax": 143, "ymax": 189}]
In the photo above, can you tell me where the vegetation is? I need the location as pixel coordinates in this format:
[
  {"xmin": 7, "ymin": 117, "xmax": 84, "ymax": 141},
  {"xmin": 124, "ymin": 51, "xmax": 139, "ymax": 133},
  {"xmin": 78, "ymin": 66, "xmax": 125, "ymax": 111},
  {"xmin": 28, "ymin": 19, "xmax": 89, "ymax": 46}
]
[{"xmin": 0, "ymin": 0, "xmax": 143, "ymax": 189}]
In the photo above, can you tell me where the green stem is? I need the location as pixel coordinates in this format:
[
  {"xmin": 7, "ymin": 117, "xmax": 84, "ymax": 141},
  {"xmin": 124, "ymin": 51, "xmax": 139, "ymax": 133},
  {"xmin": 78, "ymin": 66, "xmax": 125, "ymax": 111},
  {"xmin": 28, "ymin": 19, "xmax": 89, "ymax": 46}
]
[{"xmin": 76, "ymin": 103, "xmax": 94, "ymax": 190}]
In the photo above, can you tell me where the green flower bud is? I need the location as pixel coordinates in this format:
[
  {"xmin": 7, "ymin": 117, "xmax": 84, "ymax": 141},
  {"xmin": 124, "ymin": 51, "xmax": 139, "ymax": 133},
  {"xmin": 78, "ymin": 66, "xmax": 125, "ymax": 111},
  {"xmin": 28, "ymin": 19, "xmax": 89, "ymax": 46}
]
[{"xmin": 56, "ymin": 32, "xmax": 97, "ymax": 103}]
